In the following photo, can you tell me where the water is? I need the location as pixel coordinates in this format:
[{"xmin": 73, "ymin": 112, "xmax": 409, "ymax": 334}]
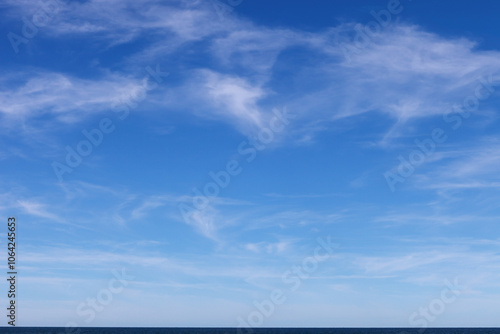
[{"xmin": 1, "ymin": 328, "xmax": 498, "ymax": 334}]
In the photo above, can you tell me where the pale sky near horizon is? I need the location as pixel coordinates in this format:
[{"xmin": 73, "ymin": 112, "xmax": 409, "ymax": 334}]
[{"xmin": 1, "ymin": 0, "xmax": 500, "ymax": 328}]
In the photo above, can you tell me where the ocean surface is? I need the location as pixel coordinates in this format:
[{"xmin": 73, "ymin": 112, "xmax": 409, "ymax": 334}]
[{"xmin": 0, "ymin": 329, "xmax": 498, "ymax": 334}]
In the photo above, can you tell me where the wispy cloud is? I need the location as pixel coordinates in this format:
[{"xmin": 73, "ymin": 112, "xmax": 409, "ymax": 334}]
[
  {"xmin": 244, "ymin": 239, "xmax": 293, "ymax": 254},
  {"xmin": 3, "ymin": 1, "xmax": 500, "ymax": 144},
  {"xmin": 414, "ymin": 138, "xmax": 500, "ymax": 191},
  {"xmin": 0, "ymin": 71, "xmax": 142, "ymax": 123},
  {"xmin": 16, "ymin": 199, "xmax": 63, "ymax": 222}
]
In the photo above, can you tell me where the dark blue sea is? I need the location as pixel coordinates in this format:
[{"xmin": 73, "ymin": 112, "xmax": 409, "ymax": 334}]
[{"xmin": 0, "ymin": 329, "xmax": 498, "ymax": 334}]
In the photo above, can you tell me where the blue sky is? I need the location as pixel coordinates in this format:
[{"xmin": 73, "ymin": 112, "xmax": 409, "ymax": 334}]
[{"xmin": 1, "ymin": 0, "xmax": 500, "ymax": 328}]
